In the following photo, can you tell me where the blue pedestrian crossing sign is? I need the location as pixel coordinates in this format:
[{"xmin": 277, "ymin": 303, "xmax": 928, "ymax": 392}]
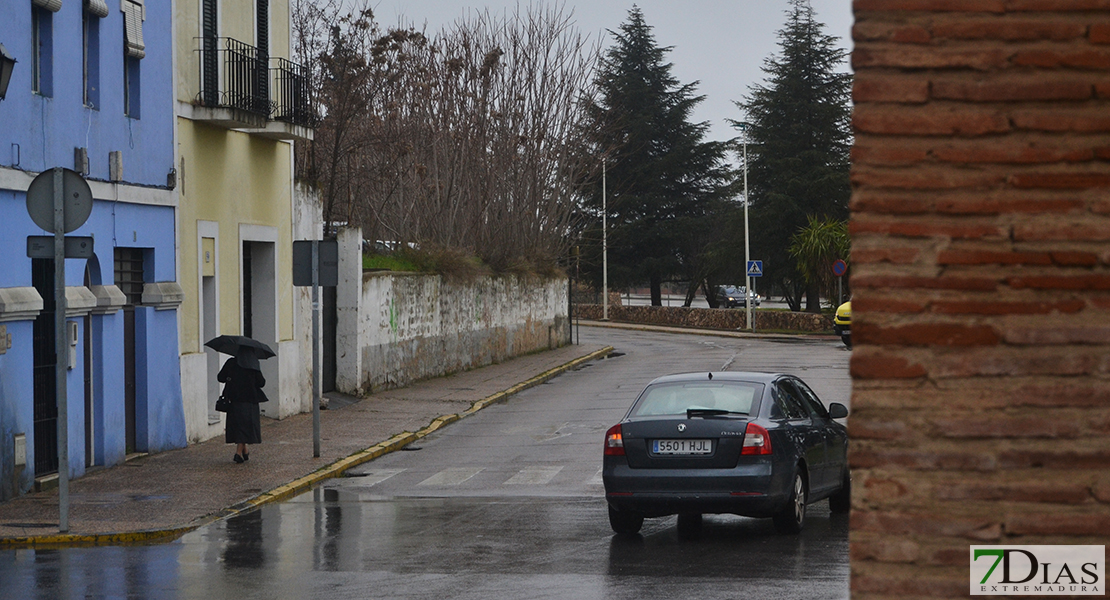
[{"xmin": 747, "ymin": 260, "xmax": 763, "ymax": 277}]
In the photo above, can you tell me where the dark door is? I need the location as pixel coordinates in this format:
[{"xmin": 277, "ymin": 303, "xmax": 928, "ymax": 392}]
[
  {"xmin": 775, "ymin": 380, "xmax": 829, "ymax": 493},
  {"xmin": 31, "ymin": 258, "xmax": 58, "ymax": 475},
  {"xmin": 793, "ymin": 378, "xmax": 847, "ymax": 492},
  {"xmin": 322, "ymin": 285, "xmax": 336, "ymax": 392},
  {"xmin": 115, "ymin": 248, "xmax": 144, "ymax": 453}
]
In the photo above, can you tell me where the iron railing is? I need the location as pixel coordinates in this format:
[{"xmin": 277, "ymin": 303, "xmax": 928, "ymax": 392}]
[
  {"xmin": 270, "ymin": 57, "xmax": 316, "ymax": 128},
  {"xmin": 196, "ymin": 37, "xmax": 315, "ymax": 128}
]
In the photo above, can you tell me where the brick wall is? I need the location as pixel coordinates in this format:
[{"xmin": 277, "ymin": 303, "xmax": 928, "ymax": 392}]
[{"xmin": 850, "ymin": 2, "xmax": 1110, "ymax": 598}]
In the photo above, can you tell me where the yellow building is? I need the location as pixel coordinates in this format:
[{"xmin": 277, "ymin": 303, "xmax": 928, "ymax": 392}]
[{"xmin": 174, "ymin": 0, "xmax": 315, "ymax": 441}]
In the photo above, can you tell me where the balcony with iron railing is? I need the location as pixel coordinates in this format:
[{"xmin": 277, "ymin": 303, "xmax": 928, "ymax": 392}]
[{"xmin": 188, "ymin": 37, "xmax": 315, "ymax": 140}]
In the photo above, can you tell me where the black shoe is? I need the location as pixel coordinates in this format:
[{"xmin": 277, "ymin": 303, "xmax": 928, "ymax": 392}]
[
  {"xmin": 234, "ymin": 453, "xmax": 244, "ymax": 464},
  {"xmin": 243, "ymin": 453, "xmax": 249, "ymax": 462}
]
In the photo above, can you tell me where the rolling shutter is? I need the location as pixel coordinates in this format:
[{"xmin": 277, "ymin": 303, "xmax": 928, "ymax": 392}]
[
  {"xmin": 31, "ymin": 0, "xmax": 62, "ymax": 12},
  {"xmin": 85, "ymin": 0, "xmax": 108, "ymax": 18},
  {"xmin": 121, "ymin": 0, "xmax": 145, "ymax": 59}
]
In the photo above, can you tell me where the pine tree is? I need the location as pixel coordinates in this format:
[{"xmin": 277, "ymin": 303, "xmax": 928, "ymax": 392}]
[
  {"xmin": 732, "ymin": 0, "xmax": 852, "ymax": 312},
  {"xmin": 581, "ymin": 7, "xmax": 730, "ymax": 305}
]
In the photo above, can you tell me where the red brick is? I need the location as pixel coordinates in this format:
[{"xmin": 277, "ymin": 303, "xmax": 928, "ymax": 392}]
[
  {"xmin": 852, "ymin": 510, "xmax": 1004, "ymax": 540},
  {"xmin": 932, "ymin": 417, "xmax": 1082, "ymax": 438},
  {"xmin": 930, "ymin": 299, "xmax": 1086, "ymax": 315},
  {"xmin": 1000, "ymin": 449, "xmax": 1110, "ymax": 469},
  {"xmin": 1009, "ymin": 274, "xmax": 1110, "ymax": 290},
  {"xmin": 932, "ymin": 142, "xmax": 1093, "ymax": 164},
  {"xmin": 1013, "ymin": 221, "xmax": 1110, "ymax": 242},
  {"xmin": 932, "ymin": 19, "xmax": 1085, "ymax": 41},
  {"xmin": 1012, "ymin": 108, "xmax": 1110, "ymax": 132},
  {"xmin": 852, "ymin": 47, "xmax": 1011, "ymax": 71},
  {"xmin": 1003, "ymin": 325, "xmax": 1110, "ymax": 344},
  {"xmin": 855, "ymin": 0, "xmax": 1005, "ymax": 10},
  {"xmin": 937, "ymin": 249, "xmax": 1053, "ymax": 265},
  {"xmin": 849, "ymin": 419, "xmax": 910, "ymax": 440},
  {"xmin": 850, "ymin": 191, "xmax": 935, "ymax": 214},
  {"xmin": 852, "ymin": 296, "xmax": 930, "ymax": 312},
  {"xmin": 1013, "ymin": 49, "xmax": 1110, "ymax": 69},
  {"xmin": 850, "ymin": 218, "xmax": 1005, "ymax": 239},
  {"xmin": 852, "ymin": 573, "xmax": 969, "ymax": 599},
  {"xmin": 851, "ymin": 351, "xmax": 928, "ymax": 379},
  {"xmin": 852, "ymin": 142, "xmax": 930, "ymax": 164},
  {"xmin": 1011, "ymin": 172, "xmax": 1110, "ymax": 189},
  {"xmin": 1092, "ymin": 23, "xmax": 1110, "ymax": 44},
  {"xmin": 854, "ymin": 105, "xmax": 1011, "ymax": 135},
  {"xmin": 851, "ymin": 168, "xmax": 1007, "ymax": 190},
  {"xmin": 1051, "ymin": 252, "xmax": 1102, "ymax": 266},
  {"xmin": 931, "ymin": 348, "xmax": 1105, "ymax": 377},
  {"xmin": 1008, "ymin": 0, "xmax": 1110, "ymax": 10},
  {"xmin": 852, "ymin": 247, "xmax": 926, "ymax": 264},
  {"xmin": 854, "ymin": 75, "xmax": 931, "ymax": 103},
  {"xmin": 1007, "ymin": 512, "xmax": 1110, "ymax": 536},
  {"xmin": 857, "ymin": 322, "xmax": 1002, "ymax": 346},
  {"xmin": 852, "ymin": 275, "xmax": 999, "ymax": 291},
  {"xmin": 853, "ymin": 22, "xmax": 933, "ymax": 44},
  {"xmin": 851, "ymin": 538, "xmax": 921, "ymax": 563},
  {"xmin": 936, "ymin": 196, "xmax": 1086, "ymax": 215},
  {"xmin": 935, "ymin": 481, "xmax": 1091, "ymax": 504},
  {"xmin": 851, "ymin": 448, "xmax": 999, "ymax": 470}
]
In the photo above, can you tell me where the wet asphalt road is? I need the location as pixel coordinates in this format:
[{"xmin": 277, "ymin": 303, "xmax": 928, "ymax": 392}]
[{"xmin": 0, "ymin": 326, "xmax": 851, "ymax": 599}]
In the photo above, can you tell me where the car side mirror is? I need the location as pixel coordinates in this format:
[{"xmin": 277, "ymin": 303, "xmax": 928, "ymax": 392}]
[{"xmin": 828, "ymin": 403, "xmax": 848, "ymax": 419}]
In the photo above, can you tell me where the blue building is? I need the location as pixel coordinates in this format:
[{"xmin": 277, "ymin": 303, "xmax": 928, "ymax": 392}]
[{"xmin": 0, "ymin": 0, "xmax": 184, "ymax": 501}]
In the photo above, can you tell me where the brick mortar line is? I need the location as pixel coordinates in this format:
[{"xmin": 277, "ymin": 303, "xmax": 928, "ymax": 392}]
[{"xmin": 0, "ymin": 346, "xmax": 614, "ymax": 549}]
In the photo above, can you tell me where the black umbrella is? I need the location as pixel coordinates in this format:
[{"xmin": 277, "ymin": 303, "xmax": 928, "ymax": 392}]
[{"xmin": 204, "ymin": 335, "xmax": 276, "ymax": 359}]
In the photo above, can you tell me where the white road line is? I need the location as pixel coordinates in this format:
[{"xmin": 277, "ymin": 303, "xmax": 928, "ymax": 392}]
[
  {"xmin": 588, "ymin": 467, "xmax": 604, "ymax": 486},
  {"xmin": 347, "ymin": 469, "xmax": 405, "ymax": 486},
  {"xmin": 504, "ymin": 466, "xmax": 564, "ymax": 485},
  {"xmin": 417, "ymin": 467, "xmax": 484, "ymax": 487}
]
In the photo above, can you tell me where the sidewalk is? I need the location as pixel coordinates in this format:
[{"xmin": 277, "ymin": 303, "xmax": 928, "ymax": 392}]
[{"xmin": 0, "ymin": 344, "xmax": 612, "ymax": 547}]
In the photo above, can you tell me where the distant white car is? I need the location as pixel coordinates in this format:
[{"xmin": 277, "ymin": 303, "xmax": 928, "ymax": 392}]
[{"xmin": 717, "ymin": 285, "xmax": 761, "ymax": 308}]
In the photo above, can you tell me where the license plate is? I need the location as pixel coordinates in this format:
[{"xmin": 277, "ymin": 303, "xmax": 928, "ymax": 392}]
[{"xmin": 652, "ymin": 439, "xmax": 713, "ymax": 455}]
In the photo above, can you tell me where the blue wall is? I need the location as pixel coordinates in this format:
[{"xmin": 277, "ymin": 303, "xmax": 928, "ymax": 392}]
[{"xmin": 0, "ymin": 0, "xmax": 182, "ymax": 499}]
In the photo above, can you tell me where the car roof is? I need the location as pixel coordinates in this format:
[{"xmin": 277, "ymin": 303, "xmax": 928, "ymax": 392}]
[{"xmin": 645, "ymin": 371, "xmax": 783, "ymax": 386}]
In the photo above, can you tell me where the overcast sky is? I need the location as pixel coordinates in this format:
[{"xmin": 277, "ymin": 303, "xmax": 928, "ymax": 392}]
[{"xmin": 367, "ymin": 1, "xmax": 854, "ymax": 145}]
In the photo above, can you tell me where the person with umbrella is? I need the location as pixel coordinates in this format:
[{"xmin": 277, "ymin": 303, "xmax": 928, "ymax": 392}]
[{"xmin": 206, "ymin": 336, "xmax": 274, "ymax": 463}]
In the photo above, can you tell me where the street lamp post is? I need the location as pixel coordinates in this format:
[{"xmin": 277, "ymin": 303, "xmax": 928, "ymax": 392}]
[
  {"xmin": 740, "ymin": 123, "xmax": 752, "ymax": 332},
  {"xmin": 602, "ymin": 159, "xmax": 608, "ymax": 321}
]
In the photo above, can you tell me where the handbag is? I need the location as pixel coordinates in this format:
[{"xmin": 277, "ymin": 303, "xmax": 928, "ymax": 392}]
[{"xmin": 215, "ymin": 395, "xmax": 232, "ymax": 412}]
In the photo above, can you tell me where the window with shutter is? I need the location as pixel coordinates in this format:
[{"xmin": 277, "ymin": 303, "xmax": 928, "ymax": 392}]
[{"xmin": 121, "ymin": 0, "xmax": 145, "ymax": 59}]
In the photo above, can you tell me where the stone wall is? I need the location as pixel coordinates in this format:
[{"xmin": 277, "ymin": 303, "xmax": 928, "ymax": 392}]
[
  {"xmin": 574, "ymin": 304, "xmax": 832, "ymax": 333},
  {"xmin": 335, "ymin": 228, "xmax": 570, "ymax": 395},
  {"xmin": 851, "ymin": 3, "xmax": 1110, "ymax": 597}
]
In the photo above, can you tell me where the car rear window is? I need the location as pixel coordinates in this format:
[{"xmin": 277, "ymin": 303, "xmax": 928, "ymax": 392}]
[{"xmin": 632, "ymin": 382, "xmax": 763, "ymax": 416}]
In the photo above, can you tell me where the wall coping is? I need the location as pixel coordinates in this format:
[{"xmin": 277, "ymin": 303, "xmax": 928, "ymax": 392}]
[{"xmin": 0, "ymin": 287, "xmax": 44, "ymax": 322}]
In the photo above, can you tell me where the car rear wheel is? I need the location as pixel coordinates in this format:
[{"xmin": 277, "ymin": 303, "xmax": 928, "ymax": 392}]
[
  {"xmin": 608, "ymin": 505, "xmax": 644, "ymax": 535},
  {"xmin": 841, "ymin": 333, "xmax": 852, "ymax": 349},
  {"xmin": 829, "ymin": 470, "xmax": 851, "ymax": 514},
  {"xmin": 773, "ymin": 473, "xmax": 807, "ymax": 534}
]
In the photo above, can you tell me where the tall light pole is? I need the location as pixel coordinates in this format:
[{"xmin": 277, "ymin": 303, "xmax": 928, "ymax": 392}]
[
  {"xmin": 602, "ymin": 159, "xmax": 608, "ymax": 321},
  {"xmin": 740, "ymin": 123, "xmax": 752, "ymax": 332}
]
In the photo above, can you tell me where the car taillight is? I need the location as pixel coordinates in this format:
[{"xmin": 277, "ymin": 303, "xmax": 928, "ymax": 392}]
[
  {"xmin": 604, "ymin": 424, "xmax": 625, "ymax": 456},
  {"xmin": 741, "ymin": 422, "xmax": 772, "ymax": 455}
]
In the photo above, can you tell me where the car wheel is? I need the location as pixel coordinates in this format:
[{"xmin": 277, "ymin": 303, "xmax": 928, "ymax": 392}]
[
  {"xmin": 608, "ymin": 505, "xmax": 644, "ymax": 535},
  {"xmin": 841, "ymin": 334, "xmax": 852, "ymax": 349},
  {"xmin": 829, "ymin": 469, "xmax": 851, "ymax": 514},
  {"xmin": 773, "ymin": 472, "xmax": 807, "ymax": 534}
]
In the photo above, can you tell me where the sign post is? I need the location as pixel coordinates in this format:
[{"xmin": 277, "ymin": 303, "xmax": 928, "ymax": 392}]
[
  {"xmin": 25, "ymin": 167, "xmax": 93, "ymax": 533},
  {"xmin": 746, "ymin": 260, "xmax": 763, "ymax": 333},
  {"xmin": 832, "ymin": 259, "xmax": 848, "ymax": 305},
  {"xmin": 293, "ymin": 239, "xmax": 338, "ymax": 458}
]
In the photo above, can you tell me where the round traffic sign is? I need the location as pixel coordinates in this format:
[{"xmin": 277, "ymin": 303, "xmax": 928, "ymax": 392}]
[
  {"xmin": 26, "ymin": 168, "xmax": 94, "ymax": 234},
  {"xmin": 831, "ymin": 259, "xmax": 848, "ymax": 277}
]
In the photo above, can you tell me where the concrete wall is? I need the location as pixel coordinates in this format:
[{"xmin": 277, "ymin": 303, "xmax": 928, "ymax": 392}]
[
  {"xmin": 335, "ymin": 229, "xmax": 570, "ymax": 396},
  {"xmin": 850, "ymin": 3, "xmax": 1110, "ymax": 597}
]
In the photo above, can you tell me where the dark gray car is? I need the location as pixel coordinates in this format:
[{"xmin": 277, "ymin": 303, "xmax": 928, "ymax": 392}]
[{"xmin": 603, "ymin": 371, "xmax": 849, "ymax": 535}]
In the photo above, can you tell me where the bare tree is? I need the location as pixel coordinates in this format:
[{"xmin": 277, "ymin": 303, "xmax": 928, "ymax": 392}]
[{"xmin": 294, "ymin": 1, "xmax": 600, "ymax": 272}]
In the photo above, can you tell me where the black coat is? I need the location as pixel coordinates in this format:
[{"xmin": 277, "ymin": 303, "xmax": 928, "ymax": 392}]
[{"xmin": 217, "ymin": 359, "xmax": 268, "ymax": 404}]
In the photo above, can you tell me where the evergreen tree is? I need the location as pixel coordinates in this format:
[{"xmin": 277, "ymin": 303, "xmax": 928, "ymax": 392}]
[
  {"xmin": 731, "ymin": 0, "xmax": 852, "ymax": 312},
  {"xmin": 581, "ymin": 6, "xmax": 731, "ymax": 305}
]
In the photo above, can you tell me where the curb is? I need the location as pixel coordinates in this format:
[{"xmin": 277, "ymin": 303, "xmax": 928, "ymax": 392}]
[{"xmin": 0, "ymin": 345, "xmax": 614, "ymax": 548}]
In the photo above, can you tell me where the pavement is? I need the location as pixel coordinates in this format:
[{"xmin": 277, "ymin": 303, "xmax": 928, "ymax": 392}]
[{"xmin": 0, "ymin": 343, "xmax": 612, "ymax": 548}]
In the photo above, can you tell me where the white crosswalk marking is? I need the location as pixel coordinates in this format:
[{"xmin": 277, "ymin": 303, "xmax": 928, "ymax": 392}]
[
  {"xmin": 588, "ymin": 467, "xmax": 603, "ymax": 486},
  {"xmin": 348, "ymin": 469, "xmax": 405, "ymax": 486},
  {"xmin": 504, "ymin": 466, "xmax": 563, "ymax": 485},
  {"xmin": 418, "ymin": 467, "xmax": 484, "ymax": 486}
]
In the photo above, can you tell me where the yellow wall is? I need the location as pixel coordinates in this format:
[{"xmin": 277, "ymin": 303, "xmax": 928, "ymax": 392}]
[{"xmin": 176, "ymin": 119, "xmax": 294, "ymax": 353}]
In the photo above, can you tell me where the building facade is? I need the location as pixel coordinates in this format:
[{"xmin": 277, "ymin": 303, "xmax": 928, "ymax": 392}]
[
  {"xmin": 0, "ymin": 0, "xmax": 185, "ymax": 501},
  {"xmin": 173, "ymin": 0, "xmax": 314, "ymax": 442}
]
